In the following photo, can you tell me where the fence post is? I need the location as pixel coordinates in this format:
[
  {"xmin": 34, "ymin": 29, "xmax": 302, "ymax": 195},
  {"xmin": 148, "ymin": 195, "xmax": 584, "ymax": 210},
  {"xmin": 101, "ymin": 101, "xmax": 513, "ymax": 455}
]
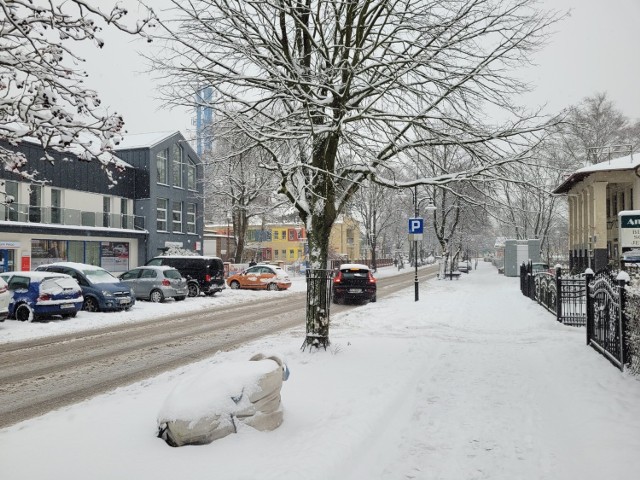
[
  {"xmin": 555, "ymin": 266, "xmax": 562, "ymax": 322},
  {"xmin": 527, "ymin": 261, "xmax": 533, "ymax": 299},
  {"xmin": 585, "ymin": 269, "xmax": 594, "ymax": 346},
  {"xmin": 617, "ymin": 272, "xmax": 630, "ymax": 370}
]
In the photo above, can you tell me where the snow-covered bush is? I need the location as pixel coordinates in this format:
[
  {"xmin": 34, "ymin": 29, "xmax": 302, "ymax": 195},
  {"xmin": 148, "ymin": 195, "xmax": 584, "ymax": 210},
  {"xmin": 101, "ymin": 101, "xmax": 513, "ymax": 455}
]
[{"xmin": 625, "ymin": 273, "xmax": 640, "ymax": 375}]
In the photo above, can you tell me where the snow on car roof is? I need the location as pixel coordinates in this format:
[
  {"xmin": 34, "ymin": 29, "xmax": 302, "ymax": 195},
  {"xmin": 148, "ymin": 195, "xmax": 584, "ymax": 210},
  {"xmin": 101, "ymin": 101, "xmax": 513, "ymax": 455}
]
[
  {"xmin": 43, "ymin": 262, "xmax": 107, "ymax": 271},
  {"xmin": 3, "ymin": 271, "xmax": 71, "ymax": 280},
  {"xmin": 339, "ymin": 263, "xmax": 370, "ymax": 271}
]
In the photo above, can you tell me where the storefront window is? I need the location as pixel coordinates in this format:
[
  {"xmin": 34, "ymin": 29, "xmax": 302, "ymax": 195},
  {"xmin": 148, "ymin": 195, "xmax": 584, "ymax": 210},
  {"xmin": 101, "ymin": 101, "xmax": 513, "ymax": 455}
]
[
  {"xmin": 31, "ymin": 239, "xmax": 67, "ymax": 268},
  {"xmin": 68, "ymin": 241, "xmax": 85, "ymax": 263}
]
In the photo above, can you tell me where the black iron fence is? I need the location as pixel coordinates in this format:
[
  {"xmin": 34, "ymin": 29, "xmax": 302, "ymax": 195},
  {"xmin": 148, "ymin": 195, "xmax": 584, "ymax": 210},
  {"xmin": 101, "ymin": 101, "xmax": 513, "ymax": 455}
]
[
  {"xmin": 585, "ymin": 270, "xmax": 629, "ymax": 370},
  {"xmin": 520, "ymin": 261, "xmax": 631, "ymax": 371}
]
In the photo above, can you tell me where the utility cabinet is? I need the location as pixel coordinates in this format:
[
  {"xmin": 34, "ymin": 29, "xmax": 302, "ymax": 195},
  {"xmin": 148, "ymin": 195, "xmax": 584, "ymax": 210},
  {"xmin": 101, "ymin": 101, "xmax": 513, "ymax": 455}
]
[{"xmin": 504, "ymin": 239, "xmax": 541, "ymax": 277}]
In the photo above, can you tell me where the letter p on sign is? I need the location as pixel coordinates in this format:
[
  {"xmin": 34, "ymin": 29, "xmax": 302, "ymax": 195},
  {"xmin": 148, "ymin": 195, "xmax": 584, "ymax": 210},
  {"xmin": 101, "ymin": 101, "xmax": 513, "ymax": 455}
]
[{"xmin": 408, "ymin": 218, "xmax": 424, "ymax": 234}]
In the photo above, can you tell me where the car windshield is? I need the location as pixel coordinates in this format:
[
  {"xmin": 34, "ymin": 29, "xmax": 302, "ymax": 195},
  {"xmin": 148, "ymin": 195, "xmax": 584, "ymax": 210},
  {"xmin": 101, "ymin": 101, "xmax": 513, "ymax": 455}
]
[{"xmin": 83, "ymin": 268, "xmax": 119, "ymax": 284}]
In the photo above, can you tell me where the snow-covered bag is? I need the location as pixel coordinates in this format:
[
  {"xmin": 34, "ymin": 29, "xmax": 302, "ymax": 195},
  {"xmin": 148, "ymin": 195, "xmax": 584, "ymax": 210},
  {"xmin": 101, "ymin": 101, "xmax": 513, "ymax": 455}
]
[{"xmin": 157, "ymin": 354, "xmax": 289, "ymax": 447}]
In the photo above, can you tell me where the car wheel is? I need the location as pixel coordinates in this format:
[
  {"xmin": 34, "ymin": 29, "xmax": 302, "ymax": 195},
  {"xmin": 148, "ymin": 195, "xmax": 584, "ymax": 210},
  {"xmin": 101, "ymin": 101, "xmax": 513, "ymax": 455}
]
[
  {"xmin": 15, "ymin": 304, "xmax": 33, "ymax": 322},
  {"xmin": 83, "ymin": 297, "xmax": 99, "ymax": 312},
  {"xmin": 229, "ymin": 280, "xmax": 241, "ymax": 290},
  {"xmin": 187, "ymin": 282, "xmax": 200, "ymax": 297},
  {"xmin": 174, "ymin": 296, "xmax": 186, "ymax": 301},
  {"xmin": 267, "ymin": 282, "xmax": 279, "ymax": 291},
  {"xmin": 63, "ymin": 312, "xmax": 78, "ymax": 319},
  {"xmin": 371, "ymin": 295, "xmax": 377, "ymax": 303},
  {"xmin": 149, "ymin": 289, "xmax": 165, "ymax": 303},
  {"xmin": 333, "ymin": 296, "xmax": 340, "ymax": 305}
]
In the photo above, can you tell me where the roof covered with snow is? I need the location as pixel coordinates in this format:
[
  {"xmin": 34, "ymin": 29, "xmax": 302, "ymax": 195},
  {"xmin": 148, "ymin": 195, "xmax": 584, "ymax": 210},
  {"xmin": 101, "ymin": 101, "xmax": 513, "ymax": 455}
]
[
  {"xmin": 114, "ymin": 131, "xmax": 181, "ymax": 150},
  {"xmin": 553, "ymin": 153, "xmax": 640, "ymax": 194}
]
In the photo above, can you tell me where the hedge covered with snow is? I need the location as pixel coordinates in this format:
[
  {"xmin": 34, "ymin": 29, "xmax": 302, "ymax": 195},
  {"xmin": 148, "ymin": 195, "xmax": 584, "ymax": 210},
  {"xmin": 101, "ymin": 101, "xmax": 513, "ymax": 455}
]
[{"xmin": 625, "ymin": 276, "xmax": 640, "ymax": 375}]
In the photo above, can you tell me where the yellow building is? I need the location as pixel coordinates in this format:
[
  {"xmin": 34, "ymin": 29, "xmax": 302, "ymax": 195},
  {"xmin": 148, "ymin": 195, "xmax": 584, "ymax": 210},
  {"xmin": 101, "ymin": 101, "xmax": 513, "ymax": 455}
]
[{"xmin": 244, "ymin": 215, "xmax": 362, "ymax": 265}]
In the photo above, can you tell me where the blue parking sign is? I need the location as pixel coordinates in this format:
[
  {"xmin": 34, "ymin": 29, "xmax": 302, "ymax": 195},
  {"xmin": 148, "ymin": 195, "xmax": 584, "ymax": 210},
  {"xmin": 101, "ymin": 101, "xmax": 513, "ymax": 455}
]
[{"xmin": 408, "ymin": 218, "xmax": 424, "ymax": 234}]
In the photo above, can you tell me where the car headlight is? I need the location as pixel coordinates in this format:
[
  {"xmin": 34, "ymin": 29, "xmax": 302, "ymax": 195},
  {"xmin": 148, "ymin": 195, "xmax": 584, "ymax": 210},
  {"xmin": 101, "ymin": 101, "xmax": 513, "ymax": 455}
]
[{"xmin": 102, "ymin": 290, "xmax": 114, "ymax": 297}]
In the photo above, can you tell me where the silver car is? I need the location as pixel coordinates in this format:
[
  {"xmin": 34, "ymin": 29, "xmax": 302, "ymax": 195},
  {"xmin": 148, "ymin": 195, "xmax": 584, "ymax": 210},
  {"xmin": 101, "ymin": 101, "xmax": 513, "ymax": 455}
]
[{"xmin": 119, "ymin": 266, "xmax": 188, "ymax": 303}]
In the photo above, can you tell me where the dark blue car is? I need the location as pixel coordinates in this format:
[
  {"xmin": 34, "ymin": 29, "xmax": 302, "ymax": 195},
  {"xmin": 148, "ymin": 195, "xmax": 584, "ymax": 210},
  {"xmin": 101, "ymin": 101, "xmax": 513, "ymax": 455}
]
[
  {"xmin": 0, "ymin": 271, "xmax": 84, "ymax": 321},
  {"xmin": 35, "ymin": 262, "xmax": 135, "ymax": 312}
]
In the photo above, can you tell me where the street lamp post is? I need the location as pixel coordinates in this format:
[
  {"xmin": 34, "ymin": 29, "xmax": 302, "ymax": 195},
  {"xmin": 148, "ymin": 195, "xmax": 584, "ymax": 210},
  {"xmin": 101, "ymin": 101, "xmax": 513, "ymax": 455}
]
[
  {"xmin": 412, "ymin": 186, "xmax": 436, "ymax": 301},
  {"xmin": 226, "ymin": 214, "xmax": 231, "ymax": 262}
]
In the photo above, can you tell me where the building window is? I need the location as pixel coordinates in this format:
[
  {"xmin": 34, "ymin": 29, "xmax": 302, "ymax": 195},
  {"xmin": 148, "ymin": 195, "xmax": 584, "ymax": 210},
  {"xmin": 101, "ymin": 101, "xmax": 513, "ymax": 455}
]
[
  {"xmin": 186, "ymin": 203, "xmax": 196, "ymax": 234},
  {"xmin": 172, "ymin": 144, "xmax": 183, "ymax": 188},
  {"xmin": 274, "ymin": 250, "xmax": 279, "ymax": 259},
  {"xmin": 273, "ymin": 230, "xmax": 279, "ymax": 240},
  {"xmin": 621, "ymin": 191, "xmax": 626, "ymax": 211},
  {"xmin": 289, "ymin": 249, "xmax": 295, "ymax": 258},
  {"xmin": 29, "ymin": 185, "xmax": 42, "ymax": 223},
  {"xmin": 157, "ymin": 149, "xmax": 169, "ymax": 184},
  {"xmin": 172, "ymin": 201, "xmax": 183, "ymax": 233},
  {"xmin": 51, "ymin": 188, "xmax": 62, "ymax": 224},
  {"xmin": 121, "ymin": 198, "xmax": 129, "ymax": 229},
  {"xmin": 281, "ymin": 249, "xmax": 286, "ymax": 257},
  {"xmin": 157, "ymin": 198, "xmax": 168, "ymax": 231},
  {"xmin": 187, "ymin": 159, "xmax": 197, "ymax": 191},
  {"xmin": 103, "ymin": 196, "xmax": 111, "ymax": 228},
  {"xmin": 3, "ymin": 180, "xmax": 18, "ymax": 221}
]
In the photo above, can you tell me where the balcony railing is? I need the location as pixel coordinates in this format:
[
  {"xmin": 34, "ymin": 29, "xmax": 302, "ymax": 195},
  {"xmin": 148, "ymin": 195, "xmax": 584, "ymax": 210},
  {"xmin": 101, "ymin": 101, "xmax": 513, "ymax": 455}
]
[{"xmin": 1, "ymin": 203, "xmax": 145, "ymax": 230}]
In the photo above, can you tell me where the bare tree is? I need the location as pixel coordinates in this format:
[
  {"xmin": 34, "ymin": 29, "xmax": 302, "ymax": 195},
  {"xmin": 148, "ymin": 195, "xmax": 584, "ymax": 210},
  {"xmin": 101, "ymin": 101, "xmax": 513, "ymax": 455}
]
[
  {"xmin": 0, "ymin": 1, "xmax": 155, "ymax": 177},
  {"xmin": 204, "ymin": 120, "xmax": 283, "ymax": 262},
  {"xmin": 560, "ymin": 92, "xmax": 640, "ymax": 167},
  {"xmin": 151, "ymin": 0, "xmax": 559, "ymax": 347}
]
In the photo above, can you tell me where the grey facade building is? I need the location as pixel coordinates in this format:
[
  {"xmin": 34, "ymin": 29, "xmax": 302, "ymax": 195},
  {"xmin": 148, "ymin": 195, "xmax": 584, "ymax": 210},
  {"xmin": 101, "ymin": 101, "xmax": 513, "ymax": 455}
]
[
  {"xmin": 114, "ymin": 131, "xmax": 205, "ymax": 261},
  {"xmin": 0, "ymin": 131, "xmax": 204, "ymax": 273}
]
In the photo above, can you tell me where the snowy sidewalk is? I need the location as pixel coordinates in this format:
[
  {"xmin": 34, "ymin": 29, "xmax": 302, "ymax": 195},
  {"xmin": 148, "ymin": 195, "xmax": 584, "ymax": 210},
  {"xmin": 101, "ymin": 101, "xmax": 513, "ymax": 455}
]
[{"xmin": 2, "ymin": 261, "xmax": 640, "ymax": 480}]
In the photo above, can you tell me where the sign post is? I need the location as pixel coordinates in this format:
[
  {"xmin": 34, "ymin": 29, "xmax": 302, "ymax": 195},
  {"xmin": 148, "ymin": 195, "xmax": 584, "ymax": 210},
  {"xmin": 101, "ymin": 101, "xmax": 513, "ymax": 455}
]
[{"xmin": 409, "ymin": 218, "xmax": 424, "ymax": 301}]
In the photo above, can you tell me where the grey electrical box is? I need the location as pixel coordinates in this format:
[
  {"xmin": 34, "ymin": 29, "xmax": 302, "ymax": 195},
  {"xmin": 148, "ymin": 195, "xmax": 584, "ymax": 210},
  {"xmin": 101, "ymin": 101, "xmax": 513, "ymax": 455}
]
[{"xmin": 504, "ymin": 239, "xmax": 541, "ymax": 277}]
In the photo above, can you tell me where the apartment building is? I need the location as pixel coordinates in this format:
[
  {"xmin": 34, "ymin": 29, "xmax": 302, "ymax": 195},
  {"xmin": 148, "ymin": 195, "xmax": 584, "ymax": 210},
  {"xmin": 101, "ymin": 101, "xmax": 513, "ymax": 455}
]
[{"xmin": 0, "ymin": 131, "xmax": 204, "ymax": 273}]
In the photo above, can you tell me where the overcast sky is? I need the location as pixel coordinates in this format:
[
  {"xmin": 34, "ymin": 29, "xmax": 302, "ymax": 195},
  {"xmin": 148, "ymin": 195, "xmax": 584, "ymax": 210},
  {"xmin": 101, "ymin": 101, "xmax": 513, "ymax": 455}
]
[{"xmin": 83, "ymin": 0, "xmax": 640, "ymax": 138}]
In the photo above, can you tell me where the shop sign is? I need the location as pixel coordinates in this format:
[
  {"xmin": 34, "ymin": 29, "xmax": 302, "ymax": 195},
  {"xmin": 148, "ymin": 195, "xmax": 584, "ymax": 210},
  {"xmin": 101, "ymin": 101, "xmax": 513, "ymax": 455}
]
[
  {"xmin": 619, "ymin": 211, "xmax": 640, "ymax": 248},
  {"xmin": 0, "ymin": 241, "xmax": 20, "ymax": 248}
]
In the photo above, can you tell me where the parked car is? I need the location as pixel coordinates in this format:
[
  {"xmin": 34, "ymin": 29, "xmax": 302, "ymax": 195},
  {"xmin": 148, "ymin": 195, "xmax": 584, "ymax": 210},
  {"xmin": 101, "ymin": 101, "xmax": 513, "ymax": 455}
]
[
  {"xmin": 35, "ymin": 262, "xmax": 135, "ymax": 312},
  {"xmin": 458, "ymin": 261, "xmax": 470, "ymax": 273},
  {"xmin": 119, "ymin": 266, "xmax": 188, "ymax": 302},
  {"xmin": 0, "ymin": 271, "xmax": 84, "ymax": 321},
  {"xmin": 531, "ymin": 262, "xmax": 550, "ymax": 274},
  {"xmin": 226, "ymin": 264, "xmax": 292, "ymax": 291},
  {"xmin": 146, "ymin": 256, "xmax": 225, "ymax": 297},
  {"xmin": 0, "ymin": 277, "xmax": 11, "ymax": 321},
  {"xmin": 332, "ymin": 263, "xmax": 377, "ymax": 304}
]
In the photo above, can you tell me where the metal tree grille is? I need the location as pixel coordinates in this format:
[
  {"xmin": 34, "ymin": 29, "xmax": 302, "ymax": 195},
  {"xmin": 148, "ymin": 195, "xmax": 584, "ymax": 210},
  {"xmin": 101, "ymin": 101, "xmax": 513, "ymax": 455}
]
[
  {"xmin": 587, "ymin": 271, "xmax": 627, "ymax": 370},
  {"xmin": 558, "ymin": 274, "xmax": 587, "ymax": 326},
  {"xmin": 301, "ymin": 269, "xmax": 335, "ymax": 351}
]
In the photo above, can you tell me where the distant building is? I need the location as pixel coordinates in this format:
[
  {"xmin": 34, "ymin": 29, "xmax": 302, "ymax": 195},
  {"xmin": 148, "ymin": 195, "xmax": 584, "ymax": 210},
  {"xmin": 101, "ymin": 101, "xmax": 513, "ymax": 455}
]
[
  {"xmin": 203, "ymin": 215, "xmax": 363, "ymax": 265},
  {"xmin": 553, "ymin": 153, "xmax": 639, "ymax": 271}
]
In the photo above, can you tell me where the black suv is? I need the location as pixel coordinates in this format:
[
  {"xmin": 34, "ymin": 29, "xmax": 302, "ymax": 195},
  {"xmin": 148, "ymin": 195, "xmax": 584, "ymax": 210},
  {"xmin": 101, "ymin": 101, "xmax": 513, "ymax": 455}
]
[
  {"xmin": 145, "ymin": 256, "xmax": 225, "ymax": 297},
  {"xmin": 332, "ymin": 263, "xmax": 377, "ymax": 304}
]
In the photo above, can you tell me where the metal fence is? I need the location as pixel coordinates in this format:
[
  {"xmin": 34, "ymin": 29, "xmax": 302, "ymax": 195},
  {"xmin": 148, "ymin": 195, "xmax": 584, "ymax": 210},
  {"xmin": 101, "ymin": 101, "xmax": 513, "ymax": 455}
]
[
  {"xmin": 585, "ymin": 270, "xmax": 629, "ymax": 370},
  {"xmin": 520, "ymin": 262, "xmax": 630, "ymax": 371}
]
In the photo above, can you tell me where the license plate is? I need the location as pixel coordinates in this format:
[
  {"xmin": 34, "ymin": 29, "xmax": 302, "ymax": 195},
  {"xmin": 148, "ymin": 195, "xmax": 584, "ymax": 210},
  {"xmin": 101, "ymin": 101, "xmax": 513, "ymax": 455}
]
[
  {"xmin": 60, "ymin": 303, "xmax": 74, "ymax": 309},
  {"xmin": 119, "ymin": 297, "xmax": 131, "ymax": 304},
  {"xmin": 348, "ymin": 289, "xmax": 362, "ymax": 293}
]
